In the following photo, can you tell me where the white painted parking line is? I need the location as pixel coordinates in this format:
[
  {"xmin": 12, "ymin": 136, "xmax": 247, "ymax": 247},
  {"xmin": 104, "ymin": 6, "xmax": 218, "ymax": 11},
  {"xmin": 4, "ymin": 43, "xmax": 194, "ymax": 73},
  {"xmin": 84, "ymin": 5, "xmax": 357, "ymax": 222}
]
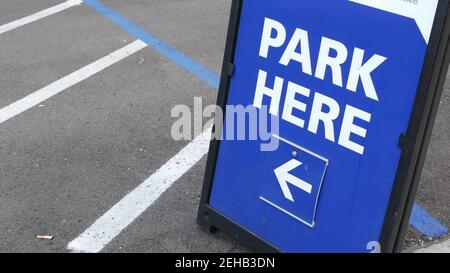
[
  {"xmin": 414, "ymin": 239, "xmax": 450, "ymax": 253},
  {"xmin": 0, "ymin": 0, "xmax": 83, "ymax": 35},
  {"xmin": 67, "ymin": 126, "xmax": 212, "ymax": 253},
  {"xmin": 0, "ymin": 40, "xmax": 147, "ymax": 125}
]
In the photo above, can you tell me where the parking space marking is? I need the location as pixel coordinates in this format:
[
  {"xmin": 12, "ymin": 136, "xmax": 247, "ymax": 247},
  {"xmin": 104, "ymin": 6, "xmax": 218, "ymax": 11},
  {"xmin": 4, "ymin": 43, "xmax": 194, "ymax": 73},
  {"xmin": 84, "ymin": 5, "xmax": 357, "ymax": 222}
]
[
  {"xmin": 0, "ymin": 0, "xmax": 82, "ymax": 35},
  {"xmin": 67, "ymin": 126, "xmax": 212, "ymax": 253},
  {"xmin": 410, "ymin": 203, "xmax": 449, "ymax": 238},
  {"xmin": 82, "ymin": 0, "xmax": 220, "ymax": 89},
  {"xmin": 0, "ymin": 40, "xmax": 147, "ymax": 125}
]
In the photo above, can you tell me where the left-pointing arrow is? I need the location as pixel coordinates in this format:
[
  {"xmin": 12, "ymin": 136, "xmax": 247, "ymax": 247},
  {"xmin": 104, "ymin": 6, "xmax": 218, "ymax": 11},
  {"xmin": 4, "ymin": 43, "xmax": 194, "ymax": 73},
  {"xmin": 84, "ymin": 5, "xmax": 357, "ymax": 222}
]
[{"xmin": 274, "ymin": 159, "xmax": 313, "ymax": 202}]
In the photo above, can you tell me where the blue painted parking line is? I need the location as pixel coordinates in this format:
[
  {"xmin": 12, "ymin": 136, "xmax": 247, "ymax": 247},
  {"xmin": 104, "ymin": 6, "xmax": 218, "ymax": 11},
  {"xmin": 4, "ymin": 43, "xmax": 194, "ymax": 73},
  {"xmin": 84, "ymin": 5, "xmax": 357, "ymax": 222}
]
[
  {"xmin": 410, "ymin": 203, "xmax": 448, "ymax": 238},
  {"xmin": 82, "ymin": 0, "xmax": 220, "ymax": 90},
  {"xmin": 83, "ymin": 0, "xmax": 448, "ymax": 239}
]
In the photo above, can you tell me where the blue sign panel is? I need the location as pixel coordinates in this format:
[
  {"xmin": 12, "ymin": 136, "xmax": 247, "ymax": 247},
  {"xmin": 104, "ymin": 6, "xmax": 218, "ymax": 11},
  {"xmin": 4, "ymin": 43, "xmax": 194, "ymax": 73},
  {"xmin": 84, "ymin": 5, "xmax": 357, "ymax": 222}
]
[{"xmin": 207, "ymin": 0, "xmax": 440, "ymax": 252}]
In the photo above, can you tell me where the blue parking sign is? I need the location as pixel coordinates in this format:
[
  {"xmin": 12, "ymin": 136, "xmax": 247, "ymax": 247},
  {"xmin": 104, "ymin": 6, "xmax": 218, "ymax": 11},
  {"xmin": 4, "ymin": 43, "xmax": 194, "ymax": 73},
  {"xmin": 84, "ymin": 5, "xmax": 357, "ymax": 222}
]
[{"xmin": 198, "ymin": 0, "xmax": 450, "ymax": 252}]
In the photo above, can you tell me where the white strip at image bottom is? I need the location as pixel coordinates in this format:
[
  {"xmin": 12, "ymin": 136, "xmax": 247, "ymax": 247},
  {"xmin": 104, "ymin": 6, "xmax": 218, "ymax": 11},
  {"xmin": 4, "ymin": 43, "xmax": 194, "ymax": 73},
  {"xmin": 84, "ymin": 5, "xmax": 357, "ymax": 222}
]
[{"xmin": 414, "ymin": 239, "xmax": 450, "ymax": 253}]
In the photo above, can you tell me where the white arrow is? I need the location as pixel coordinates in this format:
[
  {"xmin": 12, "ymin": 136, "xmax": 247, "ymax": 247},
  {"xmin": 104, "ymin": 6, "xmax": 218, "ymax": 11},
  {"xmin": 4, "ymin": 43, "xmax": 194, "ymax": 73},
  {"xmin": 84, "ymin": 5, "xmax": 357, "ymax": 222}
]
[{"xmin": 274, "ymin": 159, "xmax": 312, "ymax": 202}]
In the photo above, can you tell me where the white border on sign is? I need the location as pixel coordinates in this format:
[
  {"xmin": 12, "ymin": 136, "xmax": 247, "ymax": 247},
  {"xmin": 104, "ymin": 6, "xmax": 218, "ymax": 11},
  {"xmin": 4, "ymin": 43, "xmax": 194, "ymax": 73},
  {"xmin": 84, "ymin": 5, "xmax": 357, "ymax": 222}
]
[
  {"xmin": 349, "ymin": 0, "xmax": 439, "ymax": 43},
  {"xmin": 260, "ymin": 134, "xmax": 329, "ymax": 228}
]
